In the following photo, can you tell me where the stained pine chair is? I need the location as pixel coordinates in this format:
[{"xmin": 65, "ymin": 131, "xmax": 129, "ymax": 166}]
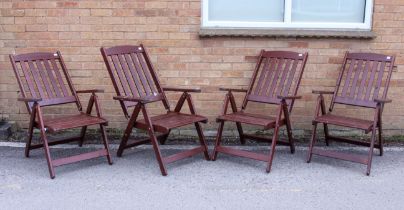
[
  {"xmin": 10, "ymin": 52, "xmax": 112, "ymax": 179},
  {"xmin": 100, "ymin": 45, "xmax": 209, "ymax": 176},
  {"xmin": 211, "ymin": 50, "xmax": 308, "ymax": 173},
  {"xmin": 307, "ymin": 52, "xmax": 395, "ymax": 175}
]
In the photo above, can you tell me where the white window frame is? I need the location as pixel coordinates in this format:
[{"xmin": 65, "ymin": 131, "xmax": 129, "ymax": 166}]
[{"xmin": 202, "ymin": 0, "xmax": 373, "ymax": 30}]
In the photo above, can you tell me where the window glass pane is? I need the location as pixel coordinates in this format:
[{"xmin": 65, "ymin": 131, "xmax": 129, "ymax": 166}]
[
  {"xmin": 292, "ymin": 0, "xmax": 366, "ymax": 23},
  {"xmin": 208, "ymin": 0, "xmax": 284, "ymax": 22}
]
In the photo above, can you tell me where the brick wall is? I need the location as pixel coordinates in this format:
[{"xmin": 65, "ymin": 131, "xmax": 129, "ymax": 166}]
[{"xmin": 1, "ymin": 0, "xmax": 404, "ymax": 136}]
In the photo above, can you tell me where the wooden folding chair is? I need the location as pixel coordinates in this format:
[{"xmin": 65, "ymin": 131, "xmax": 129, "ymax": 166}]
[
  {"xmin": 100, "ymin": 45, "xmax": 209, "ymax": 176},
  {"xmin": 307, "ymin": 52, "xmax": 395, "ymax": 175},
  {"xmin": 10, "ymin": 52, "xmax": 112, "ymax": 179},
  {"xmin": 212, "ymin": 50, "xmax": 308, "ymax": 173}
]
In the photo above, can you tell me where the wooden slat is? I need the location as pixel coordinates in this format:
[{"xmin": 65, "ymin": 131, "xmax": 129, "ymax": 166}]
[
  {"xmin": 282, "ymin": 59, "xmax": 299, "ymax": 96},
  {"xmin": 314, "ymin": 113, "xmax": 373, "ymax": 131},
  {"xmin": 327, "ymin": 136, "xmax": 381, "ymax": 147},
  {"xmin": 19, "ymin": 61, "xmax": 37, "ymax": 98},
  {"xmin": 275, "ymin": 58, "xmax": 292, "ymax": 97},
  {"xmin": 29, "ymin": 136, "xmax": 81, "ymax": 149},
  {"xmin": 135, "ymin": 112, "xmax": 207, "ymax": 133},
  {"xmin": 40, "ymin": 113, "xmax": 107, "ymax": 132},
  {"xmin": 311, "ymin": 148, "xmax": 368, "ymax": 165},
  {"xmin": 52, "ymin": 149, "xmax": 108, "ymax": 167},
  {"xmin": 348, "ymin": 59, "xmax": 363, "ymax": 98},
  {"xmin": 364, "ymin": 61, "xmax": 379, "ymax": 101},
  {"xmin": 124, "ymin": 53, "xmax": 143, "ymax": 97},
  {"xmin": 117, "ymin": 54, "xmax": 138, "ymax": 97},
  {"xmin": 217, "ymin": 111, "xmax": 277, "ymax": 127},
  {"xmin": 43, "ymin": 59, "xmax": 62, "ymax": 98},
  {"xmin": 372, "ymin": 61, "xmax": 386, "ymax": 99},
  {"xmin": 340, "ymin": 59, "xmax": 356, "ymax": 97},
  {"xmin": 267, "ymin": 58, "xmax": 285, "ymax": 97},
  {"xmin": 216, "ymin": 146, "xmax": 268, "ymax": 162},
  {"xmin": 27, "ymin": 60, "xmax": 45, "ymax": 98},
  {"xmin": 137, "ymin": 52, "xmax": 158, "ymax": 94},
  {"xmin": 163, "ymin": 146, "xmax": 205, "ymax": 164},
  {"xmin": 111, "ymin": 54, "xmax": 132, "ymax": 97},
  {"xmin": 37, "ymin": 96, "xmax": 76, "ymax": 107},
  {"xmin": 131, "ymin": 53, "xmax": 151, "ymax": 95},
  {"xmin": 260, "ymin": 58, "xmax": 277, "ymax": 96},
  {"xmin": 356, "ymin": 60, "xmax": 371, "ymax": 100},
  {"xmin": 49, "ymin": 58, "xmax": 69, "ymax": 97},
  {"xmin": 35, "ymin": 60, "xmax": 54, "ymax": 98},
  {"xmin": 247, "ymin": 94, "xmax": 281, "ymax": 104},
  {"xmin": 253, "ymin": 57, "xmax": 269, "ymax": 95}
]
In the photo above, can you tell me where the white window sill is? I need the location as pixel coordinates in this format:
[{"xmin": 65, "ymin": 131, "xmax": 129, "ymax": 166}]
[{"xmin": 199, "ymin": 28, "xmax": 375, "ymax": 39}]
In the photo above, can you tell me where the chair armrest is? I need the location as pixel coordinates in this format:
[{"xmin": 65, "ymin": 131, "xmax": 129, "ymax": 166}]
[
  {"xmin": 76, "ymin": 89, "xmax": 104, "ymax": 94},
  {"xmin": 312, "ymin": 90, "xmax": 334, "ymax": 95},
  {"xmin": 18, "ymin": 97, "xmax": 42, "ymax": 102},
  {"xmin": 219, "ymin": 87, "xmax": 248, "ymax": 93},
  {"xmin": 162, "ymin": 86, "xmax": 201, "ymax": 93},
  {"xmin": 113, "ymin": 96, "xmax": 157, "ymax": 104},
  {"xmin": 374, "ymin": 98, "xmax": 392, "ymax": 104},
  {"xmin": 277, "ymin": 95, "xmax": 302, "ymax": 100}
]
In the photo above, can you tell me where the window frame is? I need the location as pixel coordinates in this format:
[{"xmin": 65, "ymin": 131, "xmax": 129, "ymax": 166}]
[{"xmin": 201, "ymin": 0, "xmax": 373, "ymax": 30}]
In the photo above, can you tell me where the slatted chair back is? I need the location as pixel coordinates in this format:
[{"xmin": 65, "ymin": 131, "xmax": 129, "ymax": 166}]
[
  {"xmin": 242, "ymin": 50, "xmax": 308, "ymax": 113},
  {"xmin": 10, "ymin": 52, "xmax": 81, "ymax": 113},
  {"xmin": 101, "ymin": 45, "xmax": 169, "ymax": 117},
  {"xmin": 330, "ymin": 52, "xmax": 395, "ymax": 110}
]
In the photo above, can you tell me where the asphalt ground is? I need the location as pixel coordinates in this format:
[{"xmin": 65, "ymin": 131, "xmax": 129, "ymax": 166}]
[{"xmin": 0, "ymin": 143, "xmax": 403, "ymax": 210}]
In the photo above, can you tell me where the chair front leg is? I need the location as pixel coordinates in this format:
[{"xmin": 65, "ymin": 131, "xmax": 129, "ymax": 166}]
[
  {"xmin": 99, "ymin": 124, "xmax": 113, "ymax": 165},
  {"xmin": 79, "ymin": 94, "xmax": 94, "ymax": 147},
  {"xmin": 266, "ymin": 104, "xmax": 283, "ymax": 173},
  {"xmin": 306, "ymin": 123, "xmax": 318, "ymax": 163},
  {"xmin": 281, "ymin": 101, "xmax": 295, "ymax": 154},
  {"xmin": 211, "ymin": 121, "xmax": 225, "ymax": 161},
  {"xmin": 141, "ymin": 104, "xmax": 168, "ymax": 176},
  {"xmin": 185, "ymin": 94, "xmax": 210, "ymax": 160},
  {"xmin": 319, "ymin": 95, "xmax": 330, "ymax": 146},
  {"xmin": 228, "ymin": 92, "xmax": 245, "ymax": 145},
  {"xmin": 25, "ymin": 104, "xmax": 37, "ymax": 157},
  {"xmin": 377, "ymin": 108, "xmax": 383, "ymax": 156},
  {"xmin": 366, "ymin": 106, "xmax": 380, "ymax": 176},
  {"xmin": 117, "ymin": 103, "xmax": 141, "ymax": 157},
  {"xmin": 36, "ymin": 105, "xmax": 56, "ymax": 179}
]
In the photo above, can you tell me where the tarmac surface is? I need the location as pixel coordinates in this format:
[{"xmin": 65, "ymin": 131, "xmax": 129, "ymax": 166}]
[{"xmin": 0, "ymin": 143, "xmax": 404, "ymax": 210}]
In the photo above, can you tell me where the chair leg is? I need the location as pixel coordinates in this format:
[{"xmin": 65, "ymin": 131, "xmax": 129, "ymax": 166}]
[
  {"xmin": 378, "ymin": 125, "xmax": 383, "ymax": 156},
  {"xmin": 148, "ymin": 132, "xmax": 168, "ymax": 176},
  {"xmin": 211, "ymin": 121, "xmax": 224, "ymax": 161},
  {"xmin": 366, "ymin": 127, "xmax": 377, "ymax": 176},
  {"xmin": 285, "ymin": 119, "xmax": 295, "ymax": 154},
  {"xmin": 324, "ymin": 123, "xmax": 330, "ymax": 146},
  {"xmin": 195, "ymin": 122, "xmax": 210, "ymax": 160},
  {"xmin": 100, "ymin": 125, "xmax": 113, "ymax": 165},
  {"xmin": 25, "ymin": 125, "xmax": 34, "ymax": 158},
  {"xmin": 266, "ymin": 125, "xmax": 280, "ymax": 173},
  {"xmin": 40, "ymin": 130, "xmax": 55, "ymax": 179},
  {"xmin": 307, "ymin": 123, "xmax": 318, "ymax": 163},
  {"xmin": 117, "ymin": 127, "xmax": 131, "ymax": 157},
  {"xmin": 78, "ymin": 126, "xmax": 87, "ymax": 147}
]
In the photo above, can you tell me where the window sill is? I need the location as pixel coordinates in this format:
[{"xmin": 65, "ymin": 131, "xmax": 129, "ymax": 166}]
[{"xmin": 199, "ymin": 28, "xmax": 375, "ymax": 39}]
